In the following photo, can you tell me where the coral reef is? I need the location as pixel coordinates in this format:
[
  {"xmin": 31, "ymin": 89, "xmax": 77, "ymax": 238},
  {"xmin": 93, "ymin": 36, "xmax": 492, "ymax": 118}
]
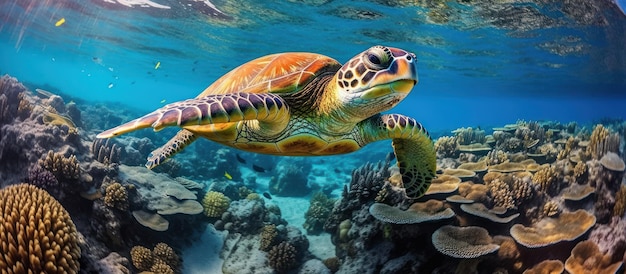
[
  {"xmin": 510, "ymin": 210, "xmax": 596, "ymax": 248},
  {"xmin": 130, "ymin": 242, "xmax": 180, "ymax": 273},
  {"xmin": 303, "ymin": 192, "xmax": 335, "ymax": 235},
  {"xmin": 0, "ymin": 184, "xmax": 81, "ymax": 273},
  {"xmin": 432, "ymin": 225, "xmax": 499, "ymax": 258},
  {"xmin": 564, "ymin": 240, "xmax": 622, "ymax": 274}
]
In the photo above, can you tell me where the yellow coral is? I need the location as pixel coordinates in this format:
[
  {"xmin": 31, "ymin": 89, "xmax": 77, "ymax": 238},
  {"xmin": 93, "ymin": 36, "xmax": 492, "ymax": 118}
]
[
  {"xmin": 532, "ymin": 165, "xmax": 558, "ymax": 194},
  {"xmin": 0, "ymin": 184, "xmax": 81, "ymax": 273},
  {"xmin": 130, "ymin": 246, "xmax": 153, "ymax": 271},
  {"xmin": 202, "ymin": 191, "xmax": 231, "ymax": 218},
  {"xmin": 260, "ymin": 224, "xmax": 278, "ymax": 251},
  {"xmin": 153, "ymin": 242, "xmax": 179, "ymax": 270},
  {"xmin": 542, "ymin": 201, "xmax": 559, "ymax": 217},
  {"xmin": 38, "ymin": 150, "xmax": 81, "ymax": 181},
  {"xmin": 104, "ymin": 182, "xmax": 129, "ymax": 210}
]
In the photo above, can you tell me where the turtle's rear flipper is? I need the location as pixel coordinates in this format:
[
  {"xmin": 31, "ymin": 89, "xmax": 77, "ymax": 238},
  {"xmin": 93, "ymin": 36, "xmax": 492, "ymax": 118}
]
[
  {"xmin": 96, "ymin": 93, "xmax": 290, "ymax": 138},
  {"xmin": 360, "ymin": 114, "xmax": 436, "ymax": 199},
  {"xmin": 146, "ymin": 129, "xmax": 198, "ymax": 169}
]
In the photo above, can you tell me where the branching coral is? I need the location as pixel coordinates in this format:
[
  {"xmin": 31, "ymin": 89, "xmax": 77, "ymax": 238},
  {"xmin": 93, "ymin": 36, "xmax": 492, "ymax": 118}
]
[
  {"xmin": 453, "ymin": 127, "xmax": 486, "ymax": 145},
  {"xmin": 267, "ymin": 241, "xmax": 298, "ymax": 273},
  {"xmin": 91, "ymin": 138, "xmax": 121, "ymax": 165},
  {"xmin": 153, "ymin": 242, "xmax": 180, "ymax": 271},
  {"xmin": 130, "ymin": 246, "xmax": 153, "ymax": 271},
  {"xmin": 586, "ymin": 124, "xmax": 620, "ymax": 160},
  {"xmin": 486, "ymin": 149, "xmax": 509, "ymax": 166},
  {"xmin": 303, "ymin": 192, "xmax": 335, "ymax": 235},
  {"xmin": 202, "ymin": 191, "xmax": 231, "ymax": 218},
  {"xmin": 27, "ymin": 164, "xmax": 59, "ymax": 190},
  {"xmin": 103, "ymin": 182, "xmax": 129, "ymax": 211},
  {"xmin": 532, "ymin": 165, "xmax": 560, "ymax": 195},
  {"xmin": 487, "ymin": 178, "xmax": 516, "ymax": 210},
  {"xmin": 542, "ymin": 201, "xmax": 560, "ymax": 217},
  {"xmin": 38, "ymin": 150, "xmax": 81, "ymax": 181},
  {"xmin": 0, "ymin": 184, "xmax": 81, "ymax": 273},
  {"xmin": 434, "ymin": 136, "xmax": 458, "ymax": 158}
]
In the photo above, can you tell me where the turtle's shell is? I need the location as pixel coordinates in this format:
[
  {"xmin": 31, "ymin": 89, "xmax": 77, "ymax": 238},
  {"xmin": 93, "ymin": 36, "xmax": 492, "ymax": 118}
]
[{"xmin": 196, "ymin": 53, "xmax": 342, "ymax": 98}]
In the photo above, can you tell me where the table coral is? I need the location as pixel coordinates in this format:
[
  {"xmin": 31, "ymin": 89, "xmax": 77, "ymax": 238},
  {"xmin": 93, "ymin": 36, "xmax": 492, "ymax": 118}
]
[
  {"xmin": 431, "ymin": 225, "xmax": 500, "ymax": 259},
  {"xmin": 510, "ymin": 209, "xmax": 596, "ymax": 248},
  {"xmin": 369, "ymin": 200, "xmax": 455, "ymax": 224},
  {"xmin": 564, "ymin": 240, "xmax": 622, "ymax": 274},
  {"xmin": 0, "ymin": 184, "xmax": 81, "ymax": 273},
  {"xmin": 202, "ymin": 191, "xmax": 231, "ymax": 218}
]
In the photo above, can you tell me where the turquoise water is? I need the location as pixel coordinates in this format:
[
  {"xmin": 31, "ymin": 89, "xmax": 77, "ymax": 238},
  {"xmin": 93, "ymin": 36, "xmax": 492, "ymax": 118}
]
[
  {"xmin": 2, "ymin": 2, "xmax": 626, "ymax": 273},
  {"xmin": 2, "ymin": 0, "xmax": 625, "ymax": 131}
]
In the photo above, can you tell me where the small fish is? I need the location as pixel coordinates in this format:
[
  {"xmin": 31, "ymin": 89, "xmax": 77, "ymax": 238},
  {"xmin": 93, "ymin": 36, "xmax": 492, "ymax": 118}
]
[
  {"xmin": 155, "ymin": 61, "xmax": 161, "ymax": 69},
  {"xmin": 160, "ymin": 99, "xmax": 166, "ymax": 104},
  {"xmin": 55, "ymin": 18, "xmax": 65, "ymax": 27},
  {"xmin": 107, "ymin": 83, "xmax": 114, "ymax": 89},
  {"xmin": 262, "ymin": 192, "xmax": 272, "ymax": 199},
  {"xmin": 235, "ymin": 153, "xmax": 246, "ymax": 164},
  {"xmin": 252, "ymin": 164, "xmax": 268, "ymax": 173},
  {"xmin": 224, "ymin": 171, "xmax": 232, "ymax": 180}
]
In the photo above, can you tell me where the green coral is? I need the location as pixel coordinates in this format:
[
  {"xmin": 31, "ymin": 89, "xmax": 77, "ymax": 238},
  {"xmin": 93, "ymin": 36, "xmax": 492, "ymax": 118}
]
[
  {"xmin": 202, "ymin": 191, "xmax": 231, "ymax": 218},
  {"xmin": 303, "ymin": 192, "xmax": 335, "ymax": 235}
]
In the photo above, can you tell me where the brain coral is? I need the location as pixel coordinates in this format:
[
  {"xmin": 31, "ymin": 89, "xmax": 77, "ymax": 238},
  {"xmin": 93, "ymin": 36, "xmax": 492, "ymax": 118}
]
[
  {"xmin": 0, "ymin": 184, "xmax": 81, "ymax": 273},
  {"xmin": 510, "ymin": 209, "xmax": 596, "ymax": 248},
  {"xmin": 202, "ymin": 191, "xmax": 231, "ymax": 218}
]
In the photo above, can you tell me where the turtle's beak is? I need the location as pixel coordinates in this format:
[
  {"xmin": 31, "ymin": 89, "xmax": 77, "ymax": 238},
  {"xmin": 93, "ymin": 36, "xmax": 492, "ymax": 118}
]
[{"xmin": 390, "ymin": 79, "xmax": 417, "ymax": 94}]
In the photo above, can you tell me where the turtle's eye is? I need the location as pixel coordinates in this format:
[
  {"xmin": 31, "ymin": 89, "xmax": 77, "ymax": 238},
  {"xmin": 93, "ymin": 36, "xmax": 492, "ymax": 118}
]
[{"xmin": 363, "ymin": 46, "xmax": 391, "ymax": 70}]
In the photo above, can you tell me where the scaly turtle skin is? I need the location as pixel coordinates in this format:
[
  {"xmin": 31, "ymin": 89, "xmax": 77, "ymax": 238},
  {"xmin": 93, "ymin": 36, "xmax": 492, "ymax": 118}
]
[{"xmin": 97, "ymin": 46, "xmax": 436, "ymax": 199}]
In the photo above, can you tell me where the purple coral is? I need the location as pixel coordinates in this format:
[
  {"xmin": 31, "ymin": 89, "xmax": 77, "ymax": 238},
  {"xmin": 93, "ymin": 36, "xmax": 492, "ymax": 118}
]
[{"xmin": 27, "ymin": 164, "xmax": 59, "ymax": 189}]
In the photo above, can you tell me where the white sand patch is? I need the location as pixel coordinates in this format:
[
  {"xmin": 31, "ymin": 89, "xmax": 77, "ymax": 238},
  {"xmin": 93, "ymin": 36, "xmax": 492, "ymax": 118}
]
[{"xmin": 182, "ymin": 225, "xmax": 227, "ymax": 274}]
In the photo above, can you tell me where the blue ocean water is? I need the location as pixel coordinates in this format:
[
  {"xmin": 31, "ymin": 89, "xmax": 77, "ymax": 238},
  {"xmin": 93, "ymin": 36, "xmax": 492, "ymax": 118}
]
[{"xmin": 2, "ymin": 0, "xmax": 625, "ymax": 132}]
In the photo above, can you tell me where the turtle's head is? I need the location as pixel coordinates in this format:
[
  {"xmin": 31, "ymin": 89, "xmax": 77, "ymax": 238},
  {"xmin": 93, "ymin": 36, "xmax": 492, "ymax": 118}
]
[{"xmin": 334, "ymin": 45, "xmax": 417, "ymax": 118}]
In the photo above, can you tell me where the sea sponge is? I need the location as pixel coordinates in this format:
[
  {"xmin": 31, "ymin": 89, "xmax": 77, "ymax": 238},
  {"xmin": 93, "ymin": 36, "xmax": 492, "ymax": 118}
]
[
  {"xmin": 38, "ymin": 150, "xmax": 81, "ymax": 181},
  {"xmin": 0, "ymin": 184, "xmax": 81, "ymax": 273},
  {"xmin": 564, "ymin": 240, "xmax": 622, "ymax": 274},
  {"xmin": 260, "ymin": 224, "xmax": 279, "ymax": 251},
  {"xmin": 267, "ymin": 241, "xmax": 298, "ymax": 273},
  {"xmin": 510, "ymin": 209, "xmax": 596, "ymax": 248},
  {"xmin": 130, "ymin": 246, "xmax": 153, "ymax": 271},
  {"xmin": 103, "ymin": 182, "xmax": 129, "ymax": 211},
  {"xmin": 202, "ymin": 191, "xmax": 231, "ymax": 218},
  {"xmin": 431, "ymin": 225, "xmax": 499, "ymax": 259}
]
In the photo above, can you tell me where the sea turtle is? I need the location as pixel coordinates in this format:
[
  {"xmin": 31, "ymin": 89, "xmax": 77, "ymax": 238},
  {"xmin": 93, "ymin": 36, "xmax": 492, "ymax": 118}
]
[{"xmin": 97, "ymin": 45, "xmax": 436, "ymax": 198}]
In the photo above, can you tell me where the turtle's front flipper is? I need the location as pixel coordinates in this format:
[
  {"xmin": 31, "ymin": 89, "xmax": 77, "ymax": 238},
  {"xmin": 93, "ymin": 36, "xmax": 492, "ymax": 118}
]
[
  {"xmin": 97, "ymin": 93, "xmax": 289, "ymax": 138},
  {"xmin": 146, "ymin": 129, "xmax": 198, "ymax": 169},
  {"xmin": 360, "ymin": 114, "xmax": 436, "ymax": 199}
]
